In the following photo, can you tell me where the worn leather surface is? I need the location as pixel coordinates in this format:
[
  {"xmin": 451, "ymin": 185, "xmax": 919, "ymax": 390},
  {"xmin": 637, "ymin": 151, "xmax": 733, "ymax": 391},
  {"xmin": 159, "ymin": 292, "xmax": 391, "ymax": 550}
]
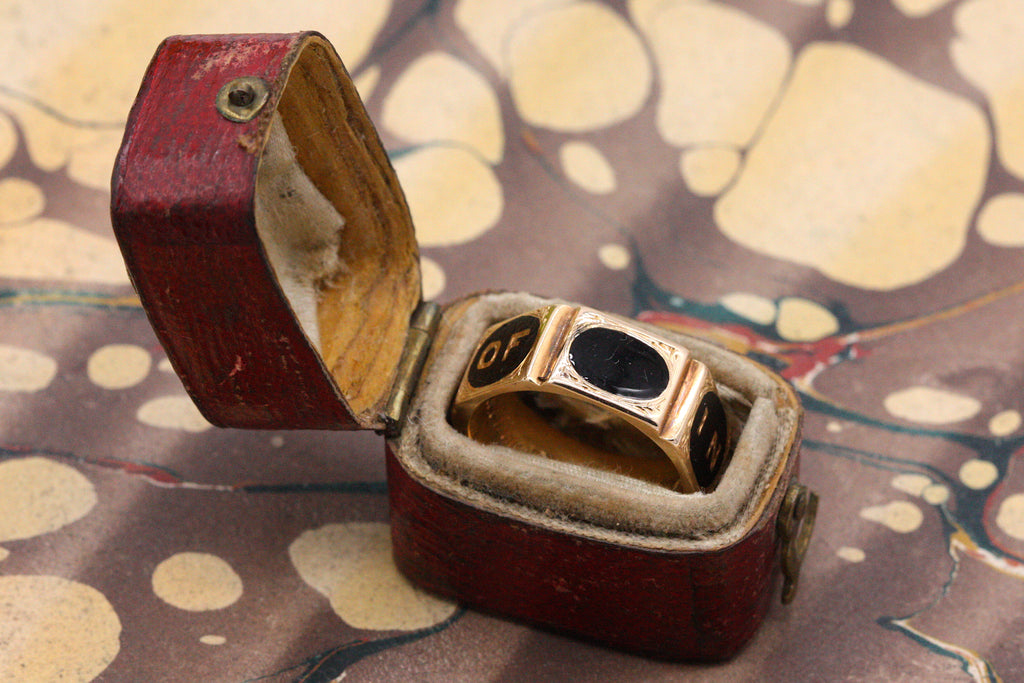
[{"xmin": 1, "ymin": 1, "xmax": 1023, "ymax": 681}]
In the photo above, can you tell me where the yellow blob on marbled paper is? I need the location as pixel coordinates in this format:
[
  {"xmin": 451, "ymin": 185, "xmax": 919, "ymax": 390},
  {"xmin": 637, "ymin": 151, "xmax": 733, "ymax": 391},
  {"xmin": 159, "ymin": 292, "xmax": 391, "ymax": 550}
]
[
  {"xmin": 136, "ymin": 396, "xmax": 212, "ymax": 433},
  {"xmin": 680, "ymin": 147, "xmax": 741, "ymax": 197},
  {"xmin": 775, "ymin": 298, "xmax": 839, "ymax": 342},
  {"xmin": 893, "ymin": 0, "xmax": 955, "ymax": 18},
  {"xmin": 860, "ymin": 501, "xmax": 924, "ymax": 533},
  {"xmin": 891, "ymin": 474, "xmax": 933, "ymax": 498},
  {"xmin": 884, "ymin": 386, "xmax": 982, "ymax": 425},
  {"xmin": 989, "ymin": 409, "xmax": 1022, "ymax": 436},
  {"xmin": 0, "ymin": 112, "xmax": 14, "ymax": 170},
  {"xmin": 837, "ymin": 546, "xmax": 865, "ymax": 562},
  {"xmin": 0, "ymin": 457, "xmax": 96, "ymax": 543},
  {"xmin": 87, "ymin": 344, "xmax": 151, "ymax": 390},
  {"xmin": 977, "ymin": 193, "xmax": 1024, "ymax": 247},
  {"xmin": 289, "ymin": 522, "xmax": 456, "ymax": 631},
  {"xmin": 0, "ymin": 178, "xmax": 45, "ymax": 224},
  {"xmin": 626, "ymin": 0, "xmax": 663, "ymax": 26},
  {"xmin": 958, "ymin": 459, "xmax": 998, "ymax": 490},
  {"xmin": 640, "ymin": 1, "xmax": 791, "ymax": 148},
  {"xmin": 716, "ymin": 42, "xmax": 988, "ymax": 290},
  {"xmin": 0, "ymin": 218, "xmax": 130, "ymax": 284},
  {"xmin": 720, "ymin": 292, "xmax": 777, "ymax": 326},
  {"xmin": 0, "ymin": 345, "xmax": 57, "ymax": 393},
  {"xmin": 383, "ymin": 51, "xmax": 503, "ymax": 163},
  {"xmin": 0, "ymin": 575, "xmax": 121, "ymax": 682},
  {"xmin": 420, "ymin": 256, "xmax": 446, "ymax": 301},
  {"xmin": 826, "ymin": 0, "xmax": 854, "ymax": 29},
  {"xmin": 66, "ymin": 131, "xmax": 127, "ymax": 190},
  {"xmin": 598, "ymin": 244, "xmax": 631, "ymax": 271},
  {"xmin": 996, "ymin": 494, "xmax": 1024, "ymax": 541},
  {"xmin": 890, "ymin": 475, "xmax": 951, "ymax": 507},
  {"xmin": 455, "ymin": 0, "xmax": 574, "ymax": 75},
  {"xmin": 952, "ymin": 0, "xmax": 1024, "ymax": 180},
  {"xmin": 0, "ymin": 95, "xmax": 123, "ymax": 181},
  {"xmin": 151, "ymin": 552, "xmax": 243, "ymax": 612},
  {"xmin": 922, "ymin": 485, "xmax": 950, "ymax": 506},
  {"xmin": 353, "ymin": 65, "xmax": 380, "ymax": 102},
  {"xmin": 393, "ymin": 145, "xmax": 502, "ymax": 247},
  {"xmin": 507, "ymin": 2, "xmax": 651, "ymax": 132},
  {"xmin": 560, "ymin": 141, "xmax": 617, "ymax": 195}
]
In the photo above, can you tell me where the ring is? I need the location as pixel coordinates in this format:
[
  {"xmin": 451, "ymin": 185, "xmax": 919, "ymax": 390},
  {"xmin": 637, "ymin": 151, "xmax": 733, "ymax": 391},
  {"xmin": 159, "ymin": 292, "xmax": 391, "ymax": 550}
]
[{"xmin": 449, "ymin": 305, "xmax": 730, "ymax": 493}]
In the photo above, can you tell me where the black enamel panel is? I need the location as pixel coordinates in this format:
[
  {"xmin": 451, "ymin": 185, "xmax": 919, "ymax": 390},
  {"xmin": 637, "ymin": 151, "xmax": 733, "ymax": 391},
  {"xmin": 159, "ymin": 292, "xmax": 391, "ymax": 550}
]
[
  {"xmin": 467, "ymin": 315, "xmax": 541, "ymax": 388},
  {"xmin": 689, "ymin": 392, "xmax": 729, "ymax": 490},
  {"xmin": 568, "ymin": 327, "xmax": 669, "ymax": 400}
]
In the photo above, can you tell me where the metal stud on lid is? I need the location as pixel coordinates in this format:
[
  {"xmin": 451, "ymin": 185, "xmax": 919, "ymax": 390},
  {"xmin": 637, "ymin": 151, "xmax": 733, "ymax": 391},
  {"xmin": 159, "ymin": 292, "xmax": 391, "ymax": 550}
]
[{"xmin": 215, "ymin": 76, "xmax": 270, "ymax": 122}]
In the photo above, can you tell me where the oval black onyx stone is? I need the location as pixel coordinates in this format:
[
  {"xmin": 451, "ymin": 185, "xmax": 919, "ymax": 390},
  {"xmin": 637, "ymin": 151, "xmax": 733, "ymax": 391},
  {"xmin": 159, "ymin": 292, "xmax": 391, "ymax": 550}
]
[
  {"xmin": 689, "ymin": 392, "xmax": 729, "ymax": 490},
  {"xmin": 568, "ymin": 327, "xmax": 669, "ymax": 400}
]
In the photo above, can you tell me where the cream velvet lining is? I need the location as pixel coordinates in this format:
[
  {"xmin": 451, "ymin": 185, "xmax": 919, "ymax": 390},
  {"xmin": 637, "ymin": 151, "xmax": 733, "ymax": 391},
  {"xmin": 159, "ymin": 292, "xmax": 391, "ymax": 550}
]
[
  {"xmin": 256, "ymin": 113, "xmax": 345, "ymax": 353},
  {"xmin": 395, "ymin": 293, "xmax": 800, "ymax": 551}
]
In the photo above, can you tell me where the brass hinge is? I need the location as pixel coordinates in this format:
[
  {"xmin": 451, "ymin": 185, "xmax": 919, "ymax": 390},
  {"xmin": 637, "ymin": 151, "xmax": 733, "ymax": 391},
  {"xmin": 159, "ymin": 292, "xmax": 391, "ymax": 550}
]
[
  {"xmin": 384, "ymin": 300, "xmax": 441, "ymax": 437},
  {"xmin": 777, "ymin": 482, "xmax": 819, "ymax": 604}
]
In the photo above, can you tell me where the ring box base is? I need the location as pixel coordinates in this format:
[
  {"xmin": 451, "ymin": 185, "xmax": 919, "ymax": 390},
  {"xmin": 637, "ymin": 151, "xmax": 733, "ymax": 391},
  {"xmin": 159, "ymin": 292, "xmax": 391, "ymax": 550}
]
[{"xmin": 389, "ymin": 292, "xmax": 802, "ymax": 660}]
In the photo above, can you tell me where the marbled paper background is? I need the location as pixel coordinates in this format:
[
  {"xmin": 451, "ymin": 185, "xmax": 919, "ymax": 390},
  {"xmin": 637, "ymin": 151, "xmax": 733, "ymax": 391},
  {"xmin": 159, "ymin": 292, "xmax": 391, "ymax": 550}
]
[{"xmin": 2, "ymin": 0, "xmax": 1024, "ymax": 681}]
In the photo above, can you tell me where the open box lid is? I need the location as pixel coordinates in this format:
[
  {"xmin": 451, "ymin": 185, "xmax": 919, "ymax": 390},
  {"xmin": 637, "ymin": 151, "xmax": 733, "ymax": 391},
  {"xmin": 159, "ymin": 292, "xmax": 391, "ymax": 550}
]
[{"xmin": 111, "ymin": 32, "xmax": 421, "ymax": 431}]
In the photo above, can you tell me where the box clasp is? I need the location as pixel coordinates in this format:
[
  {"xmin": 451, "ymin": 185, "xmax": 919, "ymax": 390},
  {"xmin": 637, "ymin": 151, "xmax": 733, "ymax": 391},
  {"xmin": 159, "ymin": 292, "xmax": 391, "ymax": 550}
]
[
  {"xmin": 777, "ymin": 481, "xmax": 819, "ymax": 605},
  {"xmin": 384, "ymin": 301, "xmax": 442, "ymax": 437}
]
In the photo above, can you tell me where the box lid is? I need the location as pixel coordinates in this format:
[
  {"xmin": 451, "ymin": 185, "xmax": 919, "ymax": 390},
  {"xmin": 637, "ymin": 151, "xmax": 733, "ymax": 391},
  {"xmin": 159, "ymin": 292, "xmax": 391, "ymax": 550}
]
[{"xmin": 111, "ymin": 32, "xmax": 420, "ymax": 431}]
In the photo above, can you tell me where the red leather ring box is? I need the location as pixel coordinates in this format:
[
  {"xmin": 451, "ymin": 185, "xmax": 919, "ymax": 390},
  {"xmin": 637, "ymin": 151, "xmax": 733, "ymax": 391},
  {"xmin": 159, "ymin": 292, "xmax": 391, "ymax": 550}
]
[{"xmin": 111, "ymin": 31, "xmax": 816, "ymax": 661}]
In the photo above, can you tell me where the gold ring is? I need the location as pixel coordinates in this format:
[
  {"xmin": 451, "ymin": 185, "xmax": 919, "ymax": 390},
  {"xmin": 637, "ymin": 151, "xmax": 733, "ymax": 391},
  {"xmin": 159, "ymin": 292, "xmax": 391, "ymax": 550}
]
[{"xmin": 449, "ymin": 305, "xmax": 730, "ymax": 493}]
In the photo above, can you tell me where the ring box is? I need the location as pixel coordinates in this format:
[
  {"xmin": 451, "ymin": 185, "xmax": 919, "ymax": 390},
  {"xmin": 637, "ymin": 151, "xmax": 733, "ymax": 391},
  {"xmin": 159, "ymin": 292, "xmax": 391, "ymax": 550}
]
[{"xmin": 111, "ymin": 32, "xmax": 817, "ymax": 661}]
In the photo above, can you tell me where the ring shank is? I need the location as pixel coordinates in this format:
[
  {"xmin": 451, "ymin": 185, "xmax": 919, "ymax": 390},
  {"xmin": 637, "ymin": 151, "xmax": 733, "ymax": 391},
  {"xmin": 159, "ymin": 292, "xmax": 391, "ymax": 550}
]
[{"xmin": 467, "ymin": 392, "xmax": 683, "ymax": 488}]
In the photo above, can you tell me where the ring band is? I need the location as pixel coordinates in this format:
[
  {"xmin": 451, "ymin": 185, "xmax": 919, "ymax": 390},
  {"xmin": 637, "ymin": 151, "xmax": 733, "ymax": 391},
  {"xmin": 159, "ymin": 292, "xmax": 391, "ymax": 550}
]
[{"xmin": 449, "ymin": 305, "xmax": 730, "ymax": 493}]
